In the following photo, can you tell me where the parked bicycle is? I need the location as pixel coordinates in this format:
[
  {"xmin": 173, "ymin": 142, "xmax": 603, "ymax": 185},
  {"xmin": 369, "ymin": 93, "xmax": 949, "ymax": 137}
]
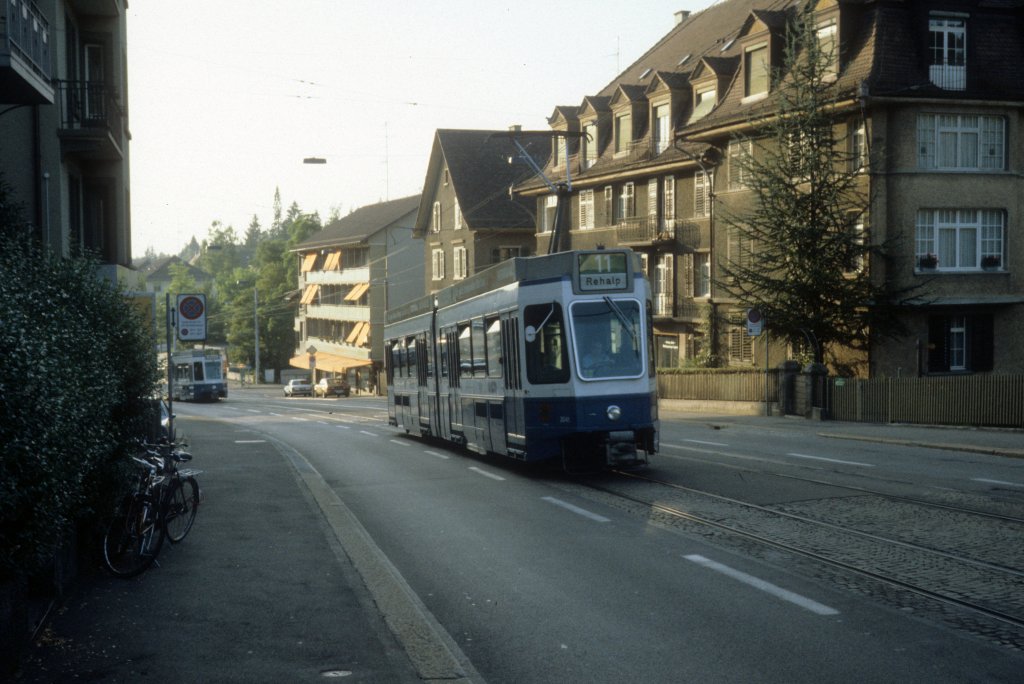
[{"xmin": 101, "ymin": 440, "xmax": 201, "ymax": 577}]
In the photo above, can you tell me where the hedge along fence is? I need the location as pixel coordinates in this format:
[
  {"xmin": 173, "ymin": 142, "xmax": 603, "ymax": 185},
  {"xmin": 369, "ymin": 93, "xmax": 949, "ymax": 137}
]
[
  {"xmin": 657, "ymin": 368, "xmax": 780, "ymax": 403},
  {"xmin": 0, "ymin": 228, "xmax": 161, "ymax": 582}
]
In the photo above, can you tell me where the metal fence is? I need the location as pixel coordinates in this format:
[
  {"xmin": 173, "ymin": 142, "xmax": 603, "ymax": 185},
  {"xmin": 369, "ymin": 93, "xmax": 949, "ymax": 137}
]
[
  {"xmin": 658, "ymin": 369, "xmax": 778, "ymax": 403},
  {"xmin": 828, "ymin": 374, "xmax": 1024, "ymax": 428},
  {"xmin": 657, "ymin": 370, "xmax": 1024, "ymax": 428}
]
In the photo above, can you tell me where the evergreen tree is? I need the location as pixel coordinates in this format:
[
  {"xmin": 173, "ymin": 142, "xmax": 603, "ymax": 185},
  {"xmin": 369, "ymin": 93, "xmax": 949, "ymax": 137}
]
[{"xmin": 717, "ymin": 5, "xmax": 917, "ymax": 370}]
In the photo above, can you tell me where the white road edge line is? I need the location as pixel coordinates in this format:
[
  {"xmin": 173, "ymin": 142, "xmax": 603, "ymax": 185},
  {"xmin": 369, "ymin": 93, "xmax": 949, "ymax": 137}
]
[
  {"xmin": 390, "ymin": 439, "xmax": 411, "ymax": 447},
  {"xmin": 424, "ymin": 450, "xmax": 450, "ymax": 460},
  {"xmin": 684, "ymin": 554, "xmax": 839, "ymax": 616},
  {"xmin": 972, "ymin": 477, "xmax": 1024, "ymax": 488},
  {"xmin": 359, "ymin": 430, "xmax": 378, "ymax": 437},
  {"xmin": 234, "ymin": 440, "xmax": 266, "ymax": 444},
  {"xmin": 468, "ymin": 466, "xmax": 505, "ymax": 481},
  {"xmin": 786, "ymin": 452, "xmax": 874, "ymax": 467},
  {"xmin": 684, "ymin": 439, "xmax": 729, "ymax": 447},
  {"xmin": 542, "ymin": 496, "xmax": 610, "ymax": 523}
]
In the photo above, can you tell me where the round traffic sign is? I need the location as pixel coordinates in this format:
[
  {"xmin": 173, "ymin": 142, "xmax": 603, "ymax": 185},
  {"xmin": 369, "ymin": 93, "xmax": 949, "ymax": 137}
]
[{"xmin": 179, "ymin": 296, "xmax": 205, "ymax": 320}]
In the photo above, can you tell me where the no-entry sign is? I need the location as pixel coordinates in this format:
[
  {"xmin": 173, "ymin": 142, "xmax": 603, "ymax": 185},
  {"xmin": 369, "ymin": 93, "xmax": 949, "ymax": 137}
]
[{"xmin": 176, "ymin": 293, "xmax": 207, "ymax": 341}]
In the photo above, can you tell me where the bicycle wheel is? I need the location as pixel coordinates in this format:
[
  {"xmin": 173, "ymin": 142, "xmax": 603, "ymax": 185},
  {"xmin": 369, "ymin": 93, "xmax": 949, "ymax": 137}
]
[
  {"xmin": 164, "ymin": 477, "xmax": 199, "ymax": 543},
  {"xmin": 102, "ymin": 493, "xmax": 165, "ymax": 578}
]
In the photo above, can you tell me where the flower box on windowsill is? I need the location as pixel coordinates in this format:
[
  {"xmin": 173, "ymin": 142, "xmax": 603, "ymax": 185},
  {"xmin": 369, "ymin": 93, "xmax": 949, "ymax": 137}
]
[
  {"xmin": 981, "ymin": 256, "xmax": 1002, "ymax": 271},
  {"xmin": 917, "ymin": 254, "xmax": 938, "ymax": 271}
]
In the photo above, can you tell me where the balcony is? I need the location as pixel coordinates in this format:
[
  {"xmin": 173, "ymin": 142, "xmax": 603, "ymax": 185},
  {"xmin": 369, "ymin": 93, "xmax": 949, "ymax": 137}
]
[
  {"xmin": 57, "ymin": 80, "xmax": 125, "ymax": 160},
  {"xmin": 0, "ymin": 0, "xmax": 54, "ymax": 104},
  {"xmin": 929, "ymin": 63, "xmax": 965, "ymax": 91},
  {"xmin": 616, "ymin": 216, "xmax": 678, "ymax": 246}
]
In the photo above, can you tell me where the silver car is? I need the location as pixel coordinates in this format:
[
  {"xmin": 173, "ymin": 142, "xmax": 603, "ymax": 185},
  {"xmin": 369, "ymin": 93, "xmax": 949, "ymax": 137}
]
[{"xmin": 283, "ymin": 378, "xmax": 313, "ymax": 397}]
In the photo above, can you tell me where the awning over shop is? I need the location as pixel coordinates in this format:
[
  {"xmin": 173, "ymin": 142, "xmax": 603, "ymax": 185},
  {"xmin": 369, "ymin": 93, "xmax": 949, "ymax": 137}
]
[
  {"xmin": 289, "ymin": 351, "xmax": 371, "ymax": 373},
  {"xmin": 345, "ymin": 321, "xmax": 369, "ymax": 344}
]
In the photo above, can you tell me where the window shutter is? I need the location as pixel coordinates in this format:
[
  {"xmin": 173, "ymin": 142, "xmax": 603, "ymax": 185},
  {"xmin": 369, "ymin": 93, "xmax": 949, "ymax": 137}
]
[
  {"xmin": 682, "ymin": 253, "xmax": 694, "ymax": 297},
  {"xmin": 648, "ymin": 179, "xmax": 659, "ymax": 219}
]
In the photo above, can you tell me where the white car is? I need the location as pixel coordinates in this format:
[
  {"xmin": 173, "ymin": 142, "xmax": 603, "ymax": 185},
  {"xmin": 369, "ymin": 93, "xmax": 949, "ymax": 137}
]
[{"xmin": 283, "ymin": 378, "xmax": 312, "ymax": 397}]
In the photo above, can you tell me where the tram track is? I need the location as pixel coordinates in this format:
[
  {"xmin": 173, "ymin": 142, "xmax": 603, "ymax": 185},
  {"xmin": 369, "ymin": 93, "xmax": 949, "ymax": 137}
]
[{"xmin": 568, "ymin": 468, "xmax": 1024, "ymax": 649}]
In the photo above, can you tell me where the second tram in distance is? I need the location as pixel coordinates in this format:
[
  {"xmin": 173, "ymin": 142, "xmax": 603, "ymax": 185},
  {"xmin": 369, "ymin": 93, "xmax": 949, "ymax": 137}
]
[{"xmin": 385, "ymin": 248, "xmax": 658, "ymax": 469}]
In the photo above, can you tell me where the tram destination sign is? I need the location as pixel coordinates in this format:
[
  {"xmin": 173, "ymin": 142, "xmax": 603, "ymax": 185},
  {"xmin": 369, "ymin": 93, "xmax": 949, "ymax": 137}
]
[{"xmin": 576, "ymin": 251, "xmax": 629, "ymax": 292}]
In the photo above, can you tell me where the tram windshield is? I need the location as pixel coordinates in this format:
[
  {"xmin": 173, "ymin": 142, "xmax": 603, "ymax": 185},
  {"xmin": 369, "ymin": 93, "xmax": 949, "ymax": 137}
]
[{"xmin": 570, "ymin": 299, "xmax": 643, "ymax": 379}]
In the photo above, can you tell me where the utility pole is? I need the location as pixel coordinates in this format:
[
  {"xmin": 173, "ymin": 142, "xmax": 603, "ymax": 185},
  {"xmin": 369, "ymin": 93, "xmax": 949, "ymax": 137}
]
[{"xmin": 253, "ymin": 287, "xmax": 261, "ymax": 384}]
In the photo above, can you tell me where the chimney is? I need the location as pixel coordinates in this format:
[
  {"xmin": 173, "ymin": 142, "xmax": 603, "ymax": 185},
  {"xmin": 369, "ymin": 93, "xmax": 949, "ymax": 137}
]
[{"xmin": 675, "ymin": 10, "xmax": 691, "ymax": 25}]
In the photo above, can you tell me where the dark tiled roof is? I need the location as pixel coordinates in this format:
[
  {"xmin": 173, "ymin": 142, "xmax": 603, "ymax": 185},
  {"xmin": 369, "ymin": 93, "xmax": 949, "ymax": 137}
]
[
  {"xmin": 143, "ymin": 255, "xmax": 211, "ymax": 282},
  {"xmin": 295, "ymin": 194, "xmax": 421, "ymax": 251},
  {"xmin": 419, "ymin": 129, "xmax": 552, "ymax": 231}
]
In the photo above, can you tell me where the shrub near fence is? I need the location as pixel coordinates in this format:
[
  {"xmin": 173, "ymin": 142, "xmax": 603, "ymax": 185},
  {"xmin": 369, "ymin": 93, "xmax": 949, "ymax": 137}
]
[{"xmin": 830, "ymin": 374, "xmax": 1024, "ymax": 428}]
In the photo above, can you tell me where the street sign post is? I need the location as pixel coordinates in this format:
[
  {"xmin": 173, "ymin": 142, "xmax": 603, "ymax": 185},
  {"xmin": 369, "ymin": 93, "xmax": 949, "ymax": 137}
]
[{"xmin": 176, "ymin": 294, "xmax": 207, "ymax": 342}]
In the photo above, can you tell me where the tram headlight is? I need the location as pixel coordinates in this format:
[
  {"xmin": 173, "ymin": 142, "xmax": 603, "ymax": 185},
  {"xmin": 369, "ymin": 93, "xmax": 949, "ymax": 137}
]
[{"xmin": 607, "ymin": 405, "xmax": 622, "ymax": 421}]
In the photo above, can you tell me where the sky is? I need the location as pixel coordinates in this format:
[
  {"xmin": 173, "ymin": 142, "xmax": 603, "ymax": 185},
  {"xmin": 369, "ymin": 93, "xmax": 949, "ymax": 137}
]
[{"xmin": 127, "ymin": 0, "xmax": 716, "ymax": 258}]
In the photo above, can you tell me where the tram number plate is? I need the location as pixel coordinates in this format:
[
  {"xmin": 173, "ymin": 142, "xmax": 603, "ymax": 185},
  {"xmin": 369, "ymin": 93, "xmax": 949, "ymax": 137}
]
[{"xmin": 577, "ymin": 252, "xmax": 628, "ymax": 291}]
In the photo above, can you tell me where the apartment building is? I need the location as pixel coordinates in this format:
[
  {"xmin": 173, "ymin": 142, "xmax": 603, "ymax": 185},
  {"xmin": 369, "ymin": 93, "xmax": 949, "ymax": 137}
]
[
  {"xmin": 414, "ymin": 128, "xmax": 551, "ymax": 294},
  {"xmin": 291, "ymin": 195, "xmax": 422, "ymax": 391},
  {"xmin": 516, "ymin": 0, "xmax": 1023, "ymax": 377},
  {"xmin": 1, "ymin": 0, "xmax": 133, "ymax": 282}
]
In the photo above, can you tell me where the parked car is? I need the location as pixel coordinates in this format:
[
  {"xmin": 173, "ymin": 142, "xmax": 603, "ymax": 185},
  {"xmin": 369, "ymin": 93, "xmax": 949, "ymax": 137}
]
[
  {"xmin": 284, "ymin": 378, "xmax": 313, "ymax": 397},
  {"xmin": 314, "ymin": 377, "xmax": 350, "ymax": 398}
]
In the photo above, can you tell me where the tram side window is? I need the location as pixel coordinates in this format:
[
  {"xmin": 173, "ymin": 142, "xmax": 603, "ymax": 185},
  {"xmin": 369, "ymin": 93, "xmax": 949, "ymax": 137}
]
[
  {"xmin": 405, "ymin": 336, "xmax": 418, "ymax": 382},
  {"xmin": 485, "ymin": 317, "xmax": 502, "ymax": 378},
  {"xmin": 438, "ymin": 333, "xmax": 448, "ymax": 378},
  {"xmin": 386, "ymin": 340, "xmax": 396, "ymax": 382},
  {"xmin": 471, "ymin": 319, "xmax": 487, "ymax": 378},
  {"xmin": 524, "ymin": 303, "xmax": 569, "ymax": 384},
  {"xmin": 421, "ymin": 334, "xmax": 433, "ymax": 379},
  {"xmin": 193, "ymin": 361, "xmax": 205, "ymax": 381},
  {"xmin": 458, "ymin": 324, "xmax": 472, "ymax": 378}
]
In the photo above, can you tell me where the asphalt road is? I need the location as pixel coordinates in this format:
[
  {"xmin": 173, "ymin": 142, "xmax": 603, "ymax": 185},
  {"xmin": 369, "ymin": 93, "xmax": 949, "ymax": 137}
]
[{"xmin": 185, "ymin": 388, "xmax": 1023, "ymax": 682}]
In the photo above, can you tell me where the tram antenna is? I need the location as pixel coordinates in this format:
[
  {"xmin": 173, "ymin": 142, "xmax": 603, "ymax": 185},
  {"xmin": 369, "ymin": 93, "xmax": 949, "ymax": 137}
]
[{"xmin": 491, "ymin": 128, "xmax": 586, "ymax": 255}]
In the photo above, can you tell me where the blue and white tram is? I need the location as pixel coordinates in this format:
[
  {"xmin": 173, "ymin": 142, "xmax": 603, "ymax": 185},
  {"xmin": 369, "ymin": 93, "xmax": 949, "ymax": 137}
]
[
  {"xmin": 384, "ymin": 248, "xmax": 657, "ymax": 469},
  {"xmin": 170, "ymin": 348, "xmax": 227, "ymax": 401}
]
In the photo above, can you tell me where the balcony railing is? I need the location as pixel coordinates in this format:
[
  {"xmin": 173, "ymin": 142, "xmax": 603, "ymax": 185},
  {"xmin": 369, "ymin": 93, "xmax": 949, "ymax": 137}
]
[
  {"xmin": 929, "ymin": 63, "xmax": 966, "ymax": 91},
  {"xmin": 2, "ymin": 0, "xmax": 51, "ymax": 82},
  {"xmin": 57, "ymin": 80, "xmax": 125, "ymax": 158},
  {"xmin": 616, "ymin": 216, "xmax": 678, "ymax": 245}
]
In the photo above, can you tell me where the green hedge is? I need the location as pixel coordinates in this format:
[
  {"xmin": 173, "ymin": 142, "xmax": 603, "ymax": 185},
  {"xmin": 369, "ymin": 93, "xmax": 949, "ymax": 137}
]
[{"xmin": 0, "ymin": 196, "xmax": 160, "ymax": 578}]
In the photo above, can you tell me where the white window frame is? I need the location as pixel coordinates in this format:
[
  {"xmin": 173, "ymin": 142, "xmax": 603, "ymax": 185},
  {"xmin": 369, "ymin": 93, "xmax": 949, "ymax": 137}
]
[
  {"xmin": 647, "ymin": 179, "xmax": 659, "ymax": 221},
  {"xmin": 694, "ymin": 252, "xmax": 711, "ymax": 297},
  {"xmin": 917, "ymin": 114, "xmax": 1005, "ymax": 171},
  {"xmin": 816, "ymin": 21, "xmax": 838, "ymax": 80},
  {"xmin": 654, "ymin": 254, "xmax": 674, "ymax": 316},
  {"xmin": 689, "ymin": 86, "xmax": 716, "ymax": 124},
  {"xmin": 603, "ymin": 186, "xmax": 614, "ymax": 226},
  {"xmin": 453, "ymin": 199, "xmax": 463, "ymax": 230},
  {"xmin": 579, "ymin": 189, "xmax": 594, "ymax": 230},
  {"xmin": 663, "ymin": 175, "xmax": 675, "ymax": 228},
  {"xmin": 743, "ymin": 42, "xmax": 769, "ymax": 101},
  {"xmin": 431, "ymin": 201, "xmax": 442, "ymax": 233},
  {"xmin": 728, "ymin": 140, "xmax": 752, "ymax": 190},
  {"xmin": 614, "ymin": 113, "xmax": 631, "ymax": 155},
  {"xmin": 694, "ymin": 171, "xmax": 712, "ymax": 218},
  {"xmin": 583, "ymin": 122, "xmax": 598, "ymax": 169},
  {"xmin": 653, "ymin": 103, "xmax": 671, "ymax": 154},
  {"xmin": 915, "ymin": 208, "xmax": 1005, "ymax": 272},
  {"xmin": 616, "ymin": 182, "xmax": 635, "ymax": 222},
  {"xmin": 929, "ymin": 16, "xmax": 966, "ymax": 90},
  {"xmin": 453, "ymin": 245, "xmax": 468, "ymax": 279},
  {"xmin": 540, "ymin": 195, "xmax": 557, "ymax": 234},
  {"xmin": 850, "ymin": 120, "xmax": 867, "ymax": 172},
  {"xmin": 431, "ymin": 248, "xmax": 445, "ymax": 280}
]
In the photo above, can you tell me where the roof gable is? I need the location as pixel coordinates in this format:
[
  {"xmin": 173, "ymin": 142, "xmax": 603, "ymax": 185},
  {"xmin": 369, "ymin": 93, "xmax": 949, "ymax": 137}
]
[{"xmin": 295, "ymin": 194, "xmax": 421, "ymax": 251}]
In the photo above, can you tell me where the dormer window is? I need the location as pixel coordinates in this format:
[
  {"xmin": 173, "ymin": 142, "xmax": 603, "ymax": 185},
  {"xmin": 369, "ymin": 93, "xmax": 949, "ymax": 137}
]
[
  {"xmin": 583, "ymin": 122, "xmax": 598, "ymax": 169},
  {"xmin": 614, "ymin": 112, "xmax": 632, "ymax": 154},
  {"xmin": 552, "ymin": 134, "xmax": 565, "ymax": 168},
  {"xmin": 816, "ymin": 20, "xmax": 838, "ymax": 80},
  {"xmin": 653, "ymin": 103, "xmax": 671, "ymax": 154},
  {"xmin": 689, "ymin": 86, "xmax": 716, "ymax": 124},
  {"xmin": 744, "ymin": 42, "xmax": 769, "ymax": 100},
  {"xmin": 929, "ymin": 15, "xmax": 966, "ymax": 91}
]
